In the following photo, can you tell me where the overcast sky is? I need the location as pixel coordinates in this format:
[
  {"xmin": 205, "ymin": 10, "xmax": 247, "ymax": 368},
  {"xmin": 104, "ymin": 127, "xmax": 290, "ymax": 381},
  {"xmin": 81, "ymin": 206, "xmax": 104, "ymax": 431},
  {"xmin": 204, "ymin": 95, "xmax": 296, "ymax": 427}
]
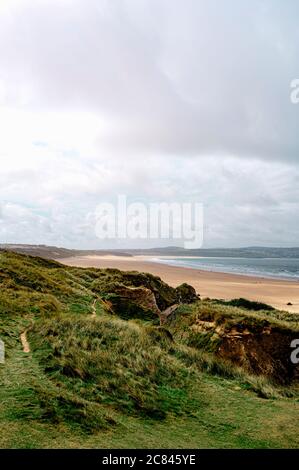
[{"xmin": 0, "ymin": 0, "xmax": 298, "ymax": 248}]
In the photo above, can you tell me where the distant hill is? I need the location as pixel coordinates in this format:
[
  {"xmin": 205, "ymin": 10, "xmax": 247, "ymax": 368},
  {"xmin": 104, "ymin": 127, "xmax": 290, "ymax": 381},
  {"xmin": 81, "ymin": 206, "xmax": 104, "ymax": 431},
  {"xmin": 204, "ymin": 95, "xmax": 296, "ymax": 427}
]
[
  {"xmin": 0, "ymin": 244, "xmax": 133, "ymax": 259},
  {"xmin": 1, "ymin": 243, "xmax": 299, "ymax": 259}
]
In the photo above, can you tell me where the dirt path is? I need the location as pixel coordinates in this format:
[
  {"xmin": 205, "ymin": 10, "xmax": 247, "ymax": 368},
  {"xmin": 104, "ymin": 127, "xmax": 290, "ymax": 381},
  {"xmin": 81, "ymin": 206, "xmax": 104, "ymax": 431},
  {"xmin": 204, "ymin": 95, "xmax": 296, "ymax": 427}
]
[
  {"xmin": 20, "ymin": 330, "xmax": 30, "ymax": 353},
  {"xmin": 91, "ymin": 299, "xmax": 97, "ymax": 318},
  {"xmin": 91, "ymin": 297, "xmax": 114, "ymax": 318}
]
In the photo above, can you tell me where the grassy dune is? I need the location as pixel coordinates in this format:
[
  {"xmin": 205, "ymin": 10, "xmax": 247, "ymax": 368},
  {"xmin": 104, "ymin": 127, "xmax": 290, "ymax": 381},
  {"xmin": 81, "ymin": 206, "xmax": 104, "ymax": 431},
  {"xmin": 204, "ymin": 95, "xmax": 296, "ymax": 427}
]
[{"xmin": 0, "ymin": 250, "xmax": 298, "ymax": 448}]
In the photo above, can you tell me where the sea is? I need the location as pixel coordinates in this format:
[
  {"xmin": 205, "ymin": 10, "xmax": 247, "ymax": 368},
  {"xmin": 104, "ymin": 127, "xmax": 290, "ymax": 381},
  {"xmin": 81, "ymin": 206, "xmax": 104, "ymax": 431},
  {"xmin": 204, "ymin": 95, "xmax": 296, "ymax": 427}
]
[{"xmin": 151, "ymin": 257, "xmax": 299, "ymax": 281}]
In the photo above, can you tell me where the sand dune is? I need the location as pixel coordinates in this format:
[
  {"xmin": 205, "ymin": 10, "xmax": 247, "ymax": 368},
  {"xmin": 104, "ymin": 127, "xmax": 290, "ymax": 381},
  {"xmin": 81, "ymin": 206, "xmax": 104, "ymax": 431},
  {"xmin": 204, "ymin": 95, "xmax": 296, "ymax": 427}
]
[{"xmin": 59, "ymin": 255, "xmax": 299, "ymax": 314}]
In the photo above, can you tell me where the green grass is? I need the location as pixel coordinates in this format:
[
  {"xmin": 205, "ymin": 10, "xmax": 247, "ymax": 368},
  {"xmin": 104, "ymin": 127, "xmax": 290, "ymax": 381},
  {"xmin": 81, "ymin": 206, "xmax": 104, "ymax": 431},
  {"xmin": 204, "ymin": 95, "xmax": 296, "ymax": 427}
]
[
  {"xmin": 0, "ymin": 250, "xmax": 299, "ymax": 448},
  {"xmin": 1, "ymin": 349, "xmax": 298, "ymax": 448},
  {"xmin": 214, "ymin": 297, "xmax": 275, "ymax": 311},
  {"xmin": 29, "ymin": 313, "xmax": 199, "ymax": 423}
]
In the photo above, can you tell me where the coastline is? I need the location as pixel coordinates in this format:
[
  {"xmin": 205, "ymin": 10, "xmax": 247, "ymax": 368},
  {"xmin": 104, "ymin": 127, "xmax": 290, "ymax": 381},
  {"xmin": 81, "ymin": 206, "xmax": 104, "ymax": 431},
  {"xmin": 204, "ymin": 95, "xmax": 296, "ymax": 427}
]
[
  {"xmin": 58, "ymin": 255, "xmax": 299, "ymax": 314},
  {"xmin": 148, "ymin": 256, "xmax": 299, "ymax": 282}
]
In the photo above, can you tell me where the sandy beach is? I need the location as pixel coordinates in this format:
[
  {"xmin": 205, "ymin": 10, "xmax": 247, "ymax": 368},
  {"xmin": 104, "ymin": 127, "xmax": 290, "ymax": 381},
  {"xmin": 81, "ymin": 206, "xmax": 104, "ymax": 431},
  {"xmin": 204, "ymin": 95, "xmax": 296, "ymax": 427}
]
[{"xmin": 58, "ymin": 255, "xmax": 299, "ymax": 314}]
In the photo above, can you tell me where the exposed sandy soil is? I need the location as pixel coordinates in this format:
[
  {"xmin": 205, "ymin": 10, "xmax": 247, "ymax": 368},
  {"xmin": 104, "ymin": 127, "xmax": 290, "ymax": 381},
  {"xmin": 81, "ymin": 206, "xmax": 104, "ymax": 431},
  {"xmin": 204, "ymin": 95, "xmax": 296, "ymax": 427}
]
[
  {"xmin": 20, "ymin": 331, "xmax": 30, "ymax": 353},
  {"xmin": 58, "ymin": 255, "xmax": 299, "ymax": 314}
]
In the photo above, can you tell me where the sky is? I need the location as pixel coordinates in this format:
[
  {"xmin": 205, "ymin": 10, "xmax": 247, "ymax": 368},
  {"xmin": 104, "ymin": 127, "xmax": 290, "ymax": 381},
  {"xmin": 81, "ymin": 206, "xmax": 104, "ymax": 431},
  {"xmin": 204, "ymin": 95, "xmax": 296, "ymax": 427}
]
[{"xmin": 0, "ymin": 0, "xmax": 298, "ymax": 249}]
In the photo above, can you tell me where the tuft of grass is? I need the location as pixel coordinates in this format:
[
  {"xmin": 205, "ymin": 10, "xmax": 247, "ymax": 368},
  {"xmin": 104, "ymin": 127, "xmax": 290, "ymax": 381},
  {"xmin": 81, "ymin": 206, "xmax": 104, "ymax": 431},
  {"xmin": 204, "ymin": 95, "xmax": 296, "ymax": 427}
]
[
  {"xmin": 29, "ymin": 312, "xmax": 201, "ymax": 424},
  {"xmin": 214, "ymin": 298, "xmax": 275, "ymax": 311},
  {"xmin": 172, "ymin": 344, "xmax": 284, "ymax": 399}
]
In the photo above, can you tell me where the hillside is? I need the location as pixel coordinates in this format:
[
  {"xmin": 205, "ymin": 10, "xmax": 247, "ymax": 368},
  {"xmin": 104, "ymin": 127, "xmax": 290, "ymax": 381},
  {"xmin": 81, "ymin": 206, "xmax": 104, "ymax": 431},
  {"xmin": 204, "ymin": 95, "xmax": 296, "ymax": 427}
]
[
  {"xmin": 2, "ymin": 244, "xmax": 299, "ymax": 259},
  {"xmin": 0, "ymin": 244, "xmax": 133, "ymax": 259},
  {"xmin": 0, "ymin": 250, "xmax": 298, "ymax": 448}
]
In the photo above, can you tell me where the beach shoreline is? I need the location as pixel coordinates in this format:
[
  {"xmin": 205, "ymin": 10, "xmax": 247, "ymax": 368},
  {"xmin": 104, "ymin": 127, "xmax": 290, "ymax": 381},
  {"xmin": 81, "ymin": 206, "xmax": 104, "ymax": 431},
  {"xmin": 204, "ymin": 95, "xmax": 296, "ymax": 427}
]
[{"xmin": 58, "ymin": 255, "xmax": 299, "ymax": 314}]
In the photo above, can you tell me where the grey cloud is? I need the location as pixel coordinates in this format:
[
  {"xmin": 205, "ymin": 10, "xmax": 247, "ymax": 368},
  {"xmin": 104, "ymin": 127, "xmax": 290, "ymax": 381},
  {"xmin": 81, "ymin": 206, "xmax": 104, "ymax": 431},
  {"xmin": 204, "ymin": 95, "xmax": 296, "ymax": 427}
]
[
  {"xmin": 0, "ymin": 0, "xmax": 299, "ymax": 247},
  {"xmin": 1, "ymin": 153, "xmax": 298, "ymax": 248},
  {"xmin": 0, "ymin": 0, "xmax": 298, "ymax": 161}
]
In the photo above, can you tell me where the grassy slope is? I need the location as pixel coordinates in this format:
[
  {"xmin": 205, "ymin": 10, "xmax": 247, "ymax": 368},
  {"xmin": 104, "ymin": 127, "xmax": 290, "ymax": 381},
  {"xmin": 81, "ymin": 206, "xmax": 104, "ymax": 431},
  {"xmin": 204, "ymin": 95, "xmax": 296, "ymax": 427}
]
[
  {"xmin": 0, "ymin": 250, "xmax": 298, "ymax": 448},
  {"xmin": 1, "ymin": 349, "xmax": 298, "ymax": 449}
]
